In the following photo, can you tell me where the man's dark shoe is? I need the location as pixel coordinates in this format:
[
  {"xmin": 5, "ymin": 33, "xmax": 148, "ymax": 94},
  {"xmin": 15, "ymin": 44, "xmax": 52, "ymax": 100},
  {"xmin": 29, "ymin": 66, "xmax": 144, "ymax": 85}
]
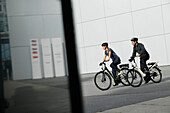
[
  {"xmin": 144, "ymin": 78, "xmax": 149, "ymax": 83},
  {"xmin": 151, "ymin": 72, "xmax": 157, "ymax": 77},
  {"xmin": 144, "ymin": 74, "xmax": 151, "ymax": 84}
]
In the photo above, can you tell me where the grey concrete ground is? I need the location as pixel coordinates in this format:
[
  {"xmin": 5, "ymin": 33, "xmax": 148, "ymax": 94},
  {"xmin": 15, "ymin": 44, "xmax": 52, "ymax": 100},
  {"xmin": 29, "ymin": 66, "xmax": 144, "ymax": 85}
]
[
  {"xmin": 82, "ymin": 66, "xmax": 170, "ymax": 113},
  {"xmin": 96, "ymin": 96, "xmax": 170, "ymax": 113},
  {"xmin": 3, "ymin": 66, "xmax": 170, "ymax": 113},
  {"xmin": 4, "ymin": 77, "xmax": 71, "ymax": 113}
]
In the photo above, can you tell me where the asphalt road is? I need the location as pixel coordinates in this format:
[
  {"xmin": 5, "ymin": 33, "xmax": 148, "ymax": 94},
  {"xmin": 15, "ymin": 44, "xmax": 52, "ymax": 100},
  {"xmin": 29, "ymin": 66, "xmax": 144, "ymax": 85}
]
[{"xmin": 81, "ymin": 66, "xmax": 170, "ymax": 113}]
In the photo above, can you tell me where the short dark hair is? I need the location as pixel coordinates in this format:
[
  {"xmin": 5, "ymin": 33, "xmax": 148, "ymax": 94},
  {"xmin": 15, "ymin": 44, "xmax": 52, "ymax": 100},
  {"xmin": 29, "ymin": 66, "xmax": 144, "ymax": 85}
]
[
  {"xmin": 101, "ymin": 42, "xmax": 108, "ymax": 47},
  {"xmin": 131, "ymin": 37, "xmax": 138, "ymax": 42}
]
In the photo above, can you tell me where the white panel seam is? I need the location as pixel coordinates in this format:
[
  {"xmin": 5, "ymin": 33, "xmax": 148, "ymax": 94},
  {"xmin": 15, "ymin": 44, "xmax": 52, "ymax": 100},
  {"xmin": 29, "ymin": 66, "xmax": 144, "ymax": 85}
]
[{"xmin": 161, "ymin": 3, "xmax": 170, "ymax": 64}]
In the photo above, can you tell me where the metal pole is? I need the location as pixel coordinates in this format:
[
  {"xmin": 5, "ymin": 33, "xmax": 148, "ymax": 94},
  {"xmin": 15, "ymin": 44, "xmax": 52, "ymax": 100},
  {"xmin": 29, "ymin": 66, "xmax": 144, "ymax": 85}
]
[
  {"xmin": 0, "ymin": 34, "xmax": 5, "ymax": 113},
  {"xmin": 61, "ymin": 1, "xmax": 84, "ymax": 113}
]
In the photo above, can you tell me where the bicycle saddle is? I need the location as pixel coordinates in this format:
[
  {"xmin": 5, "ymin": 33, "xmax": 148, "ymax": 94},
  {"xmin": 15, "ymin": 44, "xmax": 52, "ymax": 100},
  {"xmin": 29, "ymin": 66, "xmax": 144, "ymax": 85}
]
[
  {"xmin": 119, "ymin": 64, "xmax": 129, "ymax": 68},
  {"xmin": 148, "ymin": 62, "xmax": 156, "ymax": 65}
]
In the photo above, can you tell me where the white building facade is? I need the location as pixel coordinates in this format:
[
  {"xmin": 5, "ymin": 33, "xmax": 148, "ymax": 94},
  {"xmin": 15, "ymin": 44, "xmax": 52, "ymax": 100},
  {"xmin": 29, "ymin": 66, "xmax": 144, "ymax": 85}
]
[
  {"xmin": 6, "ymin": 0, "xmax": 65, "ymax": 80},
  {"xmin": 72, "ymin": 0, "xmax": 170, "ymax": 74},
  {"xmin": 4, "ymin": 0, "xmax": 170, "ymax": 80}
]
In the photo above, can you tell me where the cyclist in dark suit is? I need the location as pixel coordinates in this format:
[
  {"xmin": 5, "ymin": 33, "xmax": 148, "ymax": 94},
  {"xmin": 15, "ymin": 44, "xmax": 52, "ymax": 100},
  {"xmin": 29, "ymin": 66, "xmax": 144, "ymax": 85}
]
[
  {"xmin": 101, "ymin": 42, "xmax": 122, "ymax": 86},
  {"xmin": 129, "ymin": 37, "xmax": 151, "ymax": 83}
]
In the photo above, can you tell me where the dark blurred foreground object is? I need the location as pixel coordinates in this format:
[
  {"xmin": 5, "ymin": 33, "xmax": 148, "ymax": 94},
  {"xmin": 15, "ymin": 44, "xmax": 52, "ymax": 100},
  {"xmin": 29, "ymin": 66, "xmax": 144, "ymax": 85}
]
[
  {"xmin": 61, "ymin": 0, "xmax": 84, "ymax": 113},
  {"xmin": 0, "ymin": 34, "xmax": 5, "ymax": 113}
]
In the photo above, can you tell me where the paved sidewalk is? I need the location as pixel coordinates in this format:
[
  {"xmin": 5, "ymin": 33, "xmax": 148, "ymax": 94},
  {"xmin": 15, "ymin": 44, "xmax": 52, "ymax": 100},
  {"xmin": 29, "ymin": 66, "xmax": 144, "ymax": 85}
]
[
  {"xmin": 4, "ymin": 77, "xmax": 71, "ymax": 113},
  {"xmin": 3, "ymin": 66, "xmax": 170, "ymax": 113},
  {"xmin": 97, "ymin": 96, "xmax": 170, "ymax": 113},
  {"xmin": 95, "ymin": 66, "xmax": 170, "ymax": 113}
]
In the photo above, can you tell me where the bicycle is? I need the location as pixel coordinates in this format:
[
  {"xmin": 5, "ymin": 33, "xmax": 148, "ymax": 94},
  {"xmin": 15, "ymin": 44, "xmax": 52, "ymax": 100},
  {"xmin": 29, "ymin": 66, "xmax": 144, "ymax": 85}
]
[
  {"xmin": 94, "ymin": 62, "xmax": 130, "ymax": 91},
  {"xmin": 127, "ymin": 59, "xmax": 162, "ymax": 87}
]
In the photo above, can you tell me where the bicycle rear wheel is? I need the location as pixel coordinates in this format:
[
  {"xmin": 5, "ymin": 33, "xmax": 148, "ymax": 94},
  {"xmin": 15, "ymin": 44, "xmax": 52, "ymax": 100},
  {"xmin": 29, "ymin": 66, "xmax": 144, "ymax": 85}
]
[
  {"xmin": 94, "ymin": 71, "xmax": 112, "ymax": 91},
  {"xmin": 150, "ymin": 67, "xmax": 162, "ymax": 83},
  {"xmin": 120, "ymin": 68, "xmax": 130, "ymax": 86},
  {"xmin": 127, "ymin": 69, "xmax": 143, "ymax": 87}
]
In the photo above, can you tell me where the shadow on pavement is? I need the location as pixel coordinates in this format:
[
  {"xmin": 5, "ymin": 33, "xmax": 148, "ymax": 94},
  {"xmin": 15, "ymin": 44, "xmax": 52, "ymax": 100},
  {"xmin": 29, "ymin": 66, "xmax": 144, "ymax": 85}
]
[{"xmin": 4, "ymin": 77, "xmax": 71, "ymax": 113}]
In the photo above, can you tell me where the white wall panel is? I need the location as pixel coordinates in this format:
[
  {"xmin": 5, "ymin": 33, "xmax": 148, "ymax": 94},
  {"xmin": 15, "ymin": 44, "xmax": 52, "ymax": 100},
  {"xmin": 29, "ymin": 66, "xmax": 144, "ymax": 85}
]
[
  {"xmin": 43, "ymin": 15, "xmax": 63, "ymax": 38},
  {"xmin": 79, "ymin": 0, "xmax": 105, "ymax": 21},
  {"xmin": 106, "ymin": 13, "xmax": 134, "ymax": 42},
  {"xmin": 85, "ymin": 46, "xmax": 103, "ymax": 73},
  {"xmin": 8, "ymin": 15, "xmax": 64, "ymax": 48},
  {"xmin": 133, "ymin": 6, "xmax": 164, "ymax": 37},
  {"xmin": 75, "ymin": 24, "xmax": 84, "ymax": 48},
  {"xmin": 77, "ymin": 48, "xmax": 87, "ymax": 74},
  {"xmin": 9, "ymin": 38, "xmax": 29, "ymax": 47},
  {"xmin": 131, "ymin": 0, "xmax": 161, "ymax": 11},
  {"xmin": 8, "ymin": 16, "xmax": 44, "ymax": 43},
  {"xmin": 6, "ymin": 0, "xmax": 61, "ymax": 16},
  {"xmin": 162, "ymin": 4, "xmax": 170, "ymax": 34},
  {"xmin": 82, "ymin": 19, "xmax": 107, "ymax": 47},
  {"xmin": 24, "ymin": 16, "xmax": 44, "ymax": 38},
  {"xmin": 140, "ymin": 36, "xmax": 168, "ymax": 65},
  {"xmin": 20, "ymin": 0, "xmax": 42, "ymax": 15},
  {"xmin": 165, "ymin": 34, "xmax": 170, "ymax": 65},
  {"xmin": 110, "ymin": 41, "xmax": 132, "ymax": 64},
  {"xmin": 161, "ymin": 0, "xmax": 170, "ymax": 4},
  {"xmin": 11, "ymin": 47, "xmax": 32, "ymax": 80},
  {"xmin": 41, "ymin": 0, "xmax": 61, "ymax": 15},
  {"xmin": 8, "ymin": 16, "xmax": 44, "ymax": 47},
  {"xmin": 104, "ymin": 0, "xmax": 131, "ymax": 16},
  {"xmin": 8, "ymin": 16, "xmax": 29, "ymax": 40},
  {"xmin": 72, "ymin": 0, "xmax": 81, "ymax": 23},
  {"xmin": 6, "ymin": 0, "xmax": 25, "ymax": 16}
]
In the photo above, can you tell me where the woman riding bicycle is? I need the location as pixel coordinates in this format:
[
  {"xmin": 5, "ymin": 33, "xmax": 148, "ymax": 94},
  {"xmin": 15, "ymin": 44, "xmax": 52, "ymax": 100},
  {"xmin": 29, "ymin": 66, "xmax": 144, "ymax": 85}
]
[
  {"xmin": 129, "ymin": 37, "xmax": 151, "ymax": 83},
  {"xmin": 101, "ymin": 42, "xmax": 122, "ymax": 86}
]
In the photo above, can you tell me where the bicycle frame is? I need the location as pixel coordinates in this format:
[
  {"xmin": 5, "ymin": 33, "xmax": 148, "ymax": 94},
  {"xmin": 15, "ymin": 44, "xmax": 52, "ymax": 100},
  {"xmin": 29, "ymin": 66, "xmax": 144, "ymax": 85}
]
[
  {"xmin": 130, "ymin": 60, "xmax": 159, "ymax": 77},
  {"xmin": 130, "ymin": 60, "xmax": 146, "ymax": 77},
  {"xmin": 148, "ymin": 62, "xmax": 158, "ymax": 71},
  {"xmin": 97, "ymin": 62, "xmax": 131, "ymax": 87},
  {"xmin": 100, "ymin": 63, "xmax": 115, "ymax": 80}
]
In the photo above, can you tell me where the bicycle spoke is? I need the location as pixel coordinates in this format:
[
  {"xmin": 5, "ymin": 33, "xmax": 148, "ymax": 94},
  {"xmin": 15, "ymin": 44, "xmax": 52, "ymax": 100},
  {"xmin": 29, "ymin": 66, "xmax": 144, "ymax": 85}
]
[
  {"xmin": 94, "ymin": 72, "xmax": 112, "ymax": 90},
  {"xmin": 127, "ymin": 70, "xmax": 142, "ymax": 87},
  {"xmin": 150, "ymin": 67, "xmax": 162, "ymax": 83},
  {"xmin": 120, "ymin": 68, "xmax": 129, "ymax": 86}
]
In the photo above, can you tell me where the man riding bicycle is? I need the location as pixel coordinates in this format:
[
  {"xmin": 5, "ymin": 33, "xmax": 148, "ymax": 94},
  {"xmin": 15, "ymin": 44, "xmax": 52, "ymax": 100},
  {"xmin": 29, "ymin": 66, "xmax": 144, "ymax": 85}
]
[
  {"xmin": 101, "ymin": 42, "xmax": 122, "ymax": 86},
  {"xmin": 129, "ymin": 37, "xmax": 151, "ymax": 83}
]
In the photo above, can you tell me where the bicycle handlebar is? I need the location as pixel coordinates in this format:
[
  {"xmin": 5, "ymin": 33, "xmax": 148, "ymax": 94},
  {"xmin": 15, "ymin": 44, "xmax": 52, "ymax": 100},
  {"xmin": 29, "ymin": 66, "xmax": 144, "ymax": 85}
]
[
  {"xmin": 99, "ymin": 62, "xmax": 106, "ymax": 66},
  {"xmin": 128, "ymin": 58, "xmax": 136, "ymax": 63}
]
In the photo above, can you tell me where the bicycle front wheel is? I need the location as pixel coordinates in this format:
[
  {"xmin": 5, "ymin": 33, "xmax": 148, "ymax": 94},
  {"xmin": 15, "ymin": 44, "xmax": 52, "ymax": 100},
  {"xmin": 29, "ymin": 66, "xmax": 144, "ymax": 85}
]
[
  {"xmin": 120, "ymin": 68, "xmax": 130, "ymax": 86},
  {"xmin": 127, "ymin": 69, "xmax": 143, "ymax": 87},
  {"xmin": 94, "ymin": 71, "xmax": 112, "ymax": 91},
  {"xmin": 150, "ymin": 67, "xmax": 162, "ymax": 83}
]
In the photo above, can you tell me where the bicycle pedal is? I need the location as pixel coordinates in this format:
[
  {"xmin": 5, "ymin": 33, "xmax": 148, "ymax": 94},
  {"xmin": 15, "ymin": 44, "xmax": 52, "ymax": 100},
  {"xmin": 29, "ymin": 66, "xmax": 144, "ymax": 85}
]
[
  {"xmin": 144, "ymin": 76, "xmax": 151, "ymax": 83},
  {"xmin": 151, "ymin": 72, "xmax": 157, "ymax": 77}
]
